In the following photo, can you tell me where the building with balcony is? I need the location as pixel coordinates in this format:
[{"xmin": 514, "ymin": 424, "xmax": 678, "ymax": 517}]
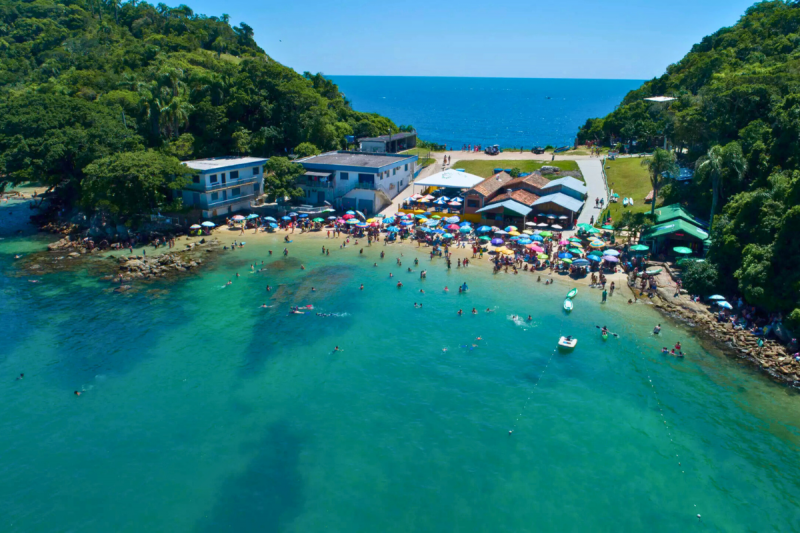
[
  {"xmin": 295, "ymin": 151, "xmax": 418, "ymax": 215},
  {"xmin": 178, "ymin": 156, "xmax": 268, "ymax": 218}
]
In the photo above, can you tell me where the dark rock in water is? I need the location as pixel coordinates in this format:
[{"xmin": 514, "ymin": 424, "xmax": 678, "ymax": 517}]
[
  {"xmin": 114, "ymin": 285, "xmax": 132, "ymax": 293},
  {"xmin": 29, "ymin": 264, "xmax": 41, "ymax": 270}
]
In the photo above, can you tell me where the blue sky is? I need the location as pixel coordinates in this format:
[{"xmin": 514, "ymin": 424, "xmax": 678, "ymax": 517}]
[{"xmin": 177, "ymin": 0, "xmax": 758, "ymax": 79}]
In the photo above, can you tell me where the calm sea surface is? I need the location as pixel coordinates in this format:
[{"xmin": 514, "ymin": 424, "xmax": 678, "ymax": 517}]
[
  {"xmin": 328, "ymin": 76, "xmax": 644, "ymax": 148},
  {"xmin": 1, "ymin": 222, "xmax": 800, "ymax": 531}
]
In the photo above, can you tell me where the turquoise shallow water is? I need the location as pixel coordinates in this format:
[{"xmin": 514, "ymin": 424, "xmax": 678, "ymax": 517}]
[{"xmin": 1, "ymin": 231, "xmax": 800, "ymax": 532}]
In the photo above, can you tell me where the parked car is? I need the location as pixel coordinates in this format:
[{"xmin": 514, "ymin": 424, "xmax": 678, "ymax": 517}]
[
  {"xmin": 485, "ymin": 144, "xmax": 501, "ymax": 156},
  {"xmin": 532, "ymin": 146, "xmax": 545, "ymax": 154}
]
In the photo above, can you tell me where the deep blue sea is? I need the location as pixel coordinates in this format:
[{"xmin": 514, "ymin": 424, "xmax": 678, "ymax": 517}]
[{"xmin": 328, "ymin": 76, "xmax": 644, "ymax": 148}]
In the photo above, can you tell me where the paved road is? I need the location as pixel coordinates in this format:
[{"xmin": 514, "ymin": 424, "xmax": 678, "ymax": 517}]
[{"xmin": 575, "ymin": 159, "xmax": 608, "ymax": 229}]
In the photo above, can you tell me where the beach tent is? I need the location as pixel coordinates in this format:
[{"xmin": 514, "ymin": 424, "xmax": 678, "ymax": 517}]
[{"xmin": 413, "ymin": 169, "xmax": 485, "ymax": 190}]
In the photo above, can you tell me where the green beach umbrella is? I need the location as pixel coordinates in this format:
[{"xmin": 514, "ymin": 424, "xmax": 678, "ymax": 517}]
[
  {"xmin": 587, "ymin": 227, "xmax": 601, "ymax": 234},
  {"xmin": 561, "ymin": 258, "xmax": 573, "ymax": 264},
  {"xmin": 569, "ymin": 247, "xmax": 583, "ymax": 254},
  {"xmin": 601, "ymin": 224, "xmax": 614, "ymax": 230},
  {"xmin": 478, "ymin": 236, "xmax": 491, "ymax": 241},
  {"xmin": 312, "ymin": 217, "xmax": 324, "ymax": 222},
  {"xmin": 673, "ymin": 246, "xmax": 693, "ymax": 254},
  {"xmin": 629, "ymin": 244, "xmax": 649, "ymax": 252},
  {"xmin": 537, "ymin": 253, "xmax": 549, "ymax": 260},
  {"xmin": 577, "ymin": 223, "xmax": 593, "ymax": 230},
  {"xmin": 539, "ymin": 231, "xmax": 553, "ymax": 237},
  {"xmin": 568, "ymin": 238, "xmax": 582, "ymax": 244}
]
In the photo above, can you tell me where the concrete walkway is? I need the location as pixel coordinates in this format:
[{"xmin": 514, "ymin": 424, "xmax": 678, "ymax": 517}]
[{"xmin": 575, "ymin": 159, "xmax": 608, "ymax": 229}]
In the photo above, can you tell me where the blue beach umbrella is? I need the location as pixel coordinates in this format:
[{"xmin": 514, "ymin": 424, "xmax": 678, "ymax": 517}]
[
  {"xmin": 459, "ymin": 221, "xmax": 472, "ymax": 227},
  {"xmin": 346, "ymin": 210, "xmax": 355, "ymax": 215},
  {"xmin": 530, "ymin": 235, "xmax": 544, "ymax": 241},
  {"xmin": 298, "ymin": 213, "xmax": 308, "ymax": 218},
  {"xmin": 415, "ymin": 214, "xmax": 427, "ymax": 219},
  {"xmin": 717, "ymin": 301, "xmax": 733, "ymax": 310},
  {"xmin": 400, "ymin": 220, "xmax": 413, "ymax": 226},
  {"xmin": 383, "ymin": 217, "xmax": 396, "ymax": 224},
  {"xmin": 281, "ymin": 216, "xmax": 292, "ymax": 221},
  {"xmin": 518, "ymin": 238, "xmax": 532, "ymax": 245},
  {"xmin": 201, "ymin": 221, "xmax": 216, "ymax": 227},
  {"xmin": 420, "ymin": 227, "xmax": 432, "ymax": 233},
  {"xmin": 446, "ymin": 216, "xmax": 460, "ymax": 223},
  {"xmin": 572, "ymin": 259, "xmax": 590, "ymax": 266},
  {"xmin": 558, "ymin": 252, "xmax": 573, "ymax": 259},
  {"xmin": 477, "ymin": 226, "xmax": 492, "ymax": 232},
  {"xmin": 386, "ymin": 226, "xmax": 400, "ymax": 233},
  {"xmin": 459, "ymin": 227, "xmax": 471, "ymax": 233},
  {"xmin": 587, "ymin": 254, "xmax": 602, "ymax": 262},
  {"xmin": 603, "ymin": 249, "xmax": 620, "ymax": 256},
  {"xmin": 288, "ymin": 212, "xmax": 298, "ymax": 216},
  {"xmin": 491, "ymin": 238, "xmax": 504, "ymax": 245},
  {"xmin": 433, "ymin": 229, "xmax": 445, "ymax": 234},
  {"xmin": 443, "ymin": 233, "xmax": 454, "ymax": 238},
  {"xmin": 263, "ymin": 217, "xmax": 276, "ymax": 222},
  {"xmin": 269, "ymin": 223, "xmax": 278, "ymax": 228},
  {"xmin": 708, "ymin": 295, "xmax": 726, "ymax": 301},
  {"xmin": 509, "ymin": 235, "xmax": 521, "ymax": 241},
  {"xmin": 246, "ymin": 214, "xmax": 259, "ymax": 219}
]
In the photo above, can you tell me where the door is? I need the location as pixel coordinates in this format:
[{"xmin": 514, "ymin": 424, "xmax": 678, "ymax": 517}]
[
  {"xmin": 222, "ymin": 173, "xmax": 227, "ymax": 185},
  {"xmin": 317, "ymin": 192, "xmax": 326, "ymax": 204}
]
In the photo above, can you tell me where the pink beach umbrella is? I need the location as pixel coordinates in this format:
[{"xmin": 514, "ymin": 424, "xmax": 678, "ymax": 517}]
[
  {"xmin": 558, "ymin": 239, "xmax": 569, "ymax": 245},
  {"xmin": 446, "ymin": 224, "xmax": 460, "ymax": 230},
  {"xmin": 527, "ymin": 244, "xmax": 544, "ymax": 253}
]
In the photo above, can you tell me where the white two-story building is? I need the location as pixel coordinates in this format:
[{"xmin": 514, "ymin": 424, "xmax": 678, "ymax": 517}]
[
  {"xmin": 295, "ymin": 151, "xmax": 418, "ymax": 215},
  {"xmin": 179, "ymin": 157, "xmax": 268, "ymax": 218}
]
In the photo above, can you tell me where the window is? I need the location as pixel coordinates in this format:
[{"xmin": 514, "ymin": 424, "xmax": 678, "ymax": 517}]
[
  {"xmin": 467, "ymin": 199, "xmax": 479, "ymax": 208},
  {"xmin": 405, "ymin": 164, "xmax": 408, "ymax": 171},
  {"xmin": 192, "ymin": 175, "xmax": 200, "ymax": 184},
  {"xmin": 252, "ymin": 167, "xmax": 260, "ymax": 175},
  {"xmin": 232, "ymin": 187, "xmax": 241, "ymax": 196},
  {"xmin": 230, "ymin": 170, "xmax": 239, "ymax": 180},
  {"xmin": 211, "ymin": 192, "xmax": 219, "ymax": 201},
  {"xmin": 340, "ymin": 172, "xmax": 349, "ymax": 180},
  {"xmin": 393, "ymin": 168, "xmax": 397, "ymax": 176},
  {"xmin": 209, "ymin": 174, "xmax": 218, "ymax": 183}
]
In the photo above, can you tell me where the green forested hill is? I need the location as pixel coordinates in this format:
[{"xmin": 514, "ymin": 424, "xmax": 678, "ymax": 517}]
[
  {"xmin": 578, "ymin": 1, "xmax": 800, "ymax": 328},
  {"xmin": 0, "ymin": 0, "xmax": 398, "ymax": 209}
]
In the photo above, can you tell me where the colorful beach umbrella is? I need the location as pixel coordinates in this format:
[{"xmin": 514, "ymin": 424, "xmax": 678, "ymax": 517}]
[
  {"xmin": 347, "ymin": 219, "xmax": 359, "ymax": 225},
  {"xmin": 269, "ymin": 223, "xmax": 278, "ymax": 228},
  {"xmin": 190, "ymin": 224, "xmax": 201, "ymax": 229},
  {"xmin": 561, "ymin": 258, "xmax": 573, "ymax": 264},
  {"xmin": 231, "ymin": 215, "xmax": 245, "ymax": 221},
  {"xmin": 505, "ymin": 226, "xmax": 518, "ymax": 232}
]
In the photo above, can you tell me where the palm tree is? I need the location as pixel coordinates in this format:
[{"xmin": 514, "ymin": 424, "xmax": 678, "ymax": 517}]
[
  {"xmin": 695, "ymin": 142, "xmax": 747, "ymax": 224},
  {"xmin": 640, "ymin": 148, "xmax": 679, "ymax": 216}
]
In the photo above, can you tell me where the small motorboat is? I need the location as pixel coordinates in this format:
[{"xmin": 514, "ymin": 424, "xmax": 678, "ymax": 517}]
[
  {"xmin": 563, "ymin": 299, "xmax": 573, "ymax": 313},
  {"xmin": 623, "ymin": 198, "xmax": 629, "ymax": 206},
  {"xmin": 558, "ymin": 336, "xmax": 578, "ymax": 349},
  {"xmin": 566, "ymin": 288, "xmax": 578, "ymax": 299}
]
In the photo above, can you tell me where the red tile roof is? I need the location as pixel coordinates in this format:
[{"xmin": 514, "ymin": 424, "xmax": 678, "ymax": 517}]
[{"xmin": 469, "ymin": 172, "xmax": 513, "ymax": 197}]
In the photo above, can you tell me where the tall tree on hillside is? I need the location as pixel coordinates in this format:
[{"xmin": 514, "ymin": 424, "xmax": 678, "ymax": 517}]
[
  {"xmin": 695, "ymin": 142, "xmax": 747, "ymax": 224},
  {"xmin": 640, "ymin": 148, "xmax": 679, "ymax": 216}
]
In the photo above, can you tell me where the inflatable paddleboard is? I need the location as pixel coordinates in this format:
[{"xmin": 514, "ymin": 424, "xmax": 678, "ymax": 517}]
[{"xmin": 563, "ymin": 299, "xmax": 573, "ymax": 313}]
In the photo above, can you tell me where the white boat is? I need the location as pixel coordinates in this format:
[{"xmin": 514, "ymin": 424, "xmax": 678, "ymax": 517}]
[
  {"xmin": 622, "ymin": 198, "xmax": 629, "ymax": 206},
  {"xmin": 558, "ymin": 336, "xmax": 578, "ymax": 349},
  {"xmin": 629, "ymin": 198, "xmax": 634, "ymax": 206}
]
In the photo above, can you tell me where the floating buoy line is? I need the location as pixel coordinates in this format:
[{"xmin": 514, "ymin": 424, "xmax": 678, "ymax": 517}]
[{"xmin": 509, "ymin": 330, "xmax": 561, "ymax": 435}]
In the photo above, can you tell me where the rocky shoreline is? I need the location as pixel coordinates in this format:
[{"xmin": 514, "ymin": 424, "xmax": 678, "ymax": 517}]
[
  {"xmin": 650, "ymin": 292, "xmax": 799, "ymax": 389},
  {"xmin": 18, "ymin": 235, "xmax": 223, "ymax": 291}
]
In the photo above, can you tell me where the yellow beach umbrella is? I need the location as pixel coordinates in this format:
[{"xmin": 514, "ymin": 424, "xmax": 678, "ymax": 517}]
[
  {"xmin": 413, "ymin": 209, "xmax": 426, "ymax": 214},
  {"xmin": 508, "ymin": 231, "xmax": 521, "ymax": 236},
  {"xmin": 501, "ymin": 249, "xmax": 515, "ymax": 255},
  {"xmin": 366, "ymin": 218, "xmax": 375, "ymax": 223},
  {"xmin": 589, "ymin": 241, "xmax": 605, "ymax": 248},
  {"xmin": 523, "ymin": 230, "xmax": 534, "ymax": 235}
]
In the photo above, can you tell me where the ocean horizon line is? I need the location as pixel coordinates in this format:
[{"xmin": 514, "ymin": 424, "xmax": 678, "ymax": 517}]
[{"xmin": 326, "ymin": 74, "xmax": 648, "ymax": 82}]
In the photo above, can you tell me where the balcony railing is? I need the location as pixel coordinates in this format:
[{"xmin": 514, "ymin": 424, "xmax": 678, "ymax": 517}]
[
  {"xmin": 297, "ymin": 179, "xmax": 333, "ymax": 188},
  {"xmin": 353, "ymin": 182, "xmax": 377, "ymax": 191},
  {"xmin": 186, "ymin": 176, "xmax": 260, "ymax": 192},
  {"xmin": 205, "ymin": 192, "xmax": 255, "ymax": 208}
]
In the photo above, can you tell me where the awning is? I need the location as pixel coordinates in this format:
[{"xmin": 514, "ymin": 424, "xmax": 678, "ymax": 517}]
[
  {"xmin": 476, "ymin": 199, "xmax": 532, "ymax": 217},
  {"xmin": 641, "ymin": 219, "xmax": 710, "ymax": 242},
  {"xmin": 304, "ymin": 171, "xmax": 332, "ymax": 178},
  {"xmin": 415, "ymin": 169, "xmax": 485, "ymax": 189}
]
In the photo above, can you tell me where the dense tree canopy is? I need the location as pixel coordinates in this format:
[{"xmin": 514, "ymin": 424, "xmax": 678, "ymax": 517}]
[
  {"xmin": 0, "ymin": 0, "xmax": 400, "ymax": 213},
  {"xmin": 578, "ymin": 1, "xmax": 800, "ymax": 323}
]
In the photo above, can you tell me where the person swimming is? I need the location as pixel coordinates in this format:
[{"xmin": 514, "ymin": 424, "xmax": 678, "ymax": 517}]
[
  {"xmin": 457, "ymin": 309, "xmax": 463, "ymax": 316},
  {"xmin": 444, "ymin": 286, "xmax": 449, "ymax": 292},
  {"xmin": 397, "ymin": 281, "xmax": 403, "ymax": 288},
  {"xmin": 527, "ymin": 315, "xmax": 532, "ymax": 321},
  {"xmin": 16, "ymin": 373, "xmax": 24, "ymax": 380},
  {"xmin": 653, "ymin": 324, "xmax": 661, "ymax": 334},
  {"xmin": 74, "ymin": 391, "xmax": 81, "ymax": 396},
  {"xmin": 226, "ymin": 280, "xmax": 232, "ymax": 286},
  {"xmin": 472, "ymin": 308, "xmax": 477, "ymax": 314},
  {"xmin": 360, "ymin": 284, "xmax": 364, "ymax": 290}
]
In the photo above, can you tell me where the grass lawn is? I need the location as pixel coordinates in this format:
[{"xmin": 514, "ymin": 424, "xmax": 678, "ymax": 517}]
[
  {"xmin": 401, "ymin": 147, "xmax": 438, "ymax": 158},
  {"xmin": 417, "ymin": 158, "xmax": 435, "ymax": 168},
  {"xmin": 449, "ymin": 159, "xmax": 581, "ymax": 180},
  {"xmin": 603, "ymin": 157, "xmax": 660, "ymax": 221}
]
